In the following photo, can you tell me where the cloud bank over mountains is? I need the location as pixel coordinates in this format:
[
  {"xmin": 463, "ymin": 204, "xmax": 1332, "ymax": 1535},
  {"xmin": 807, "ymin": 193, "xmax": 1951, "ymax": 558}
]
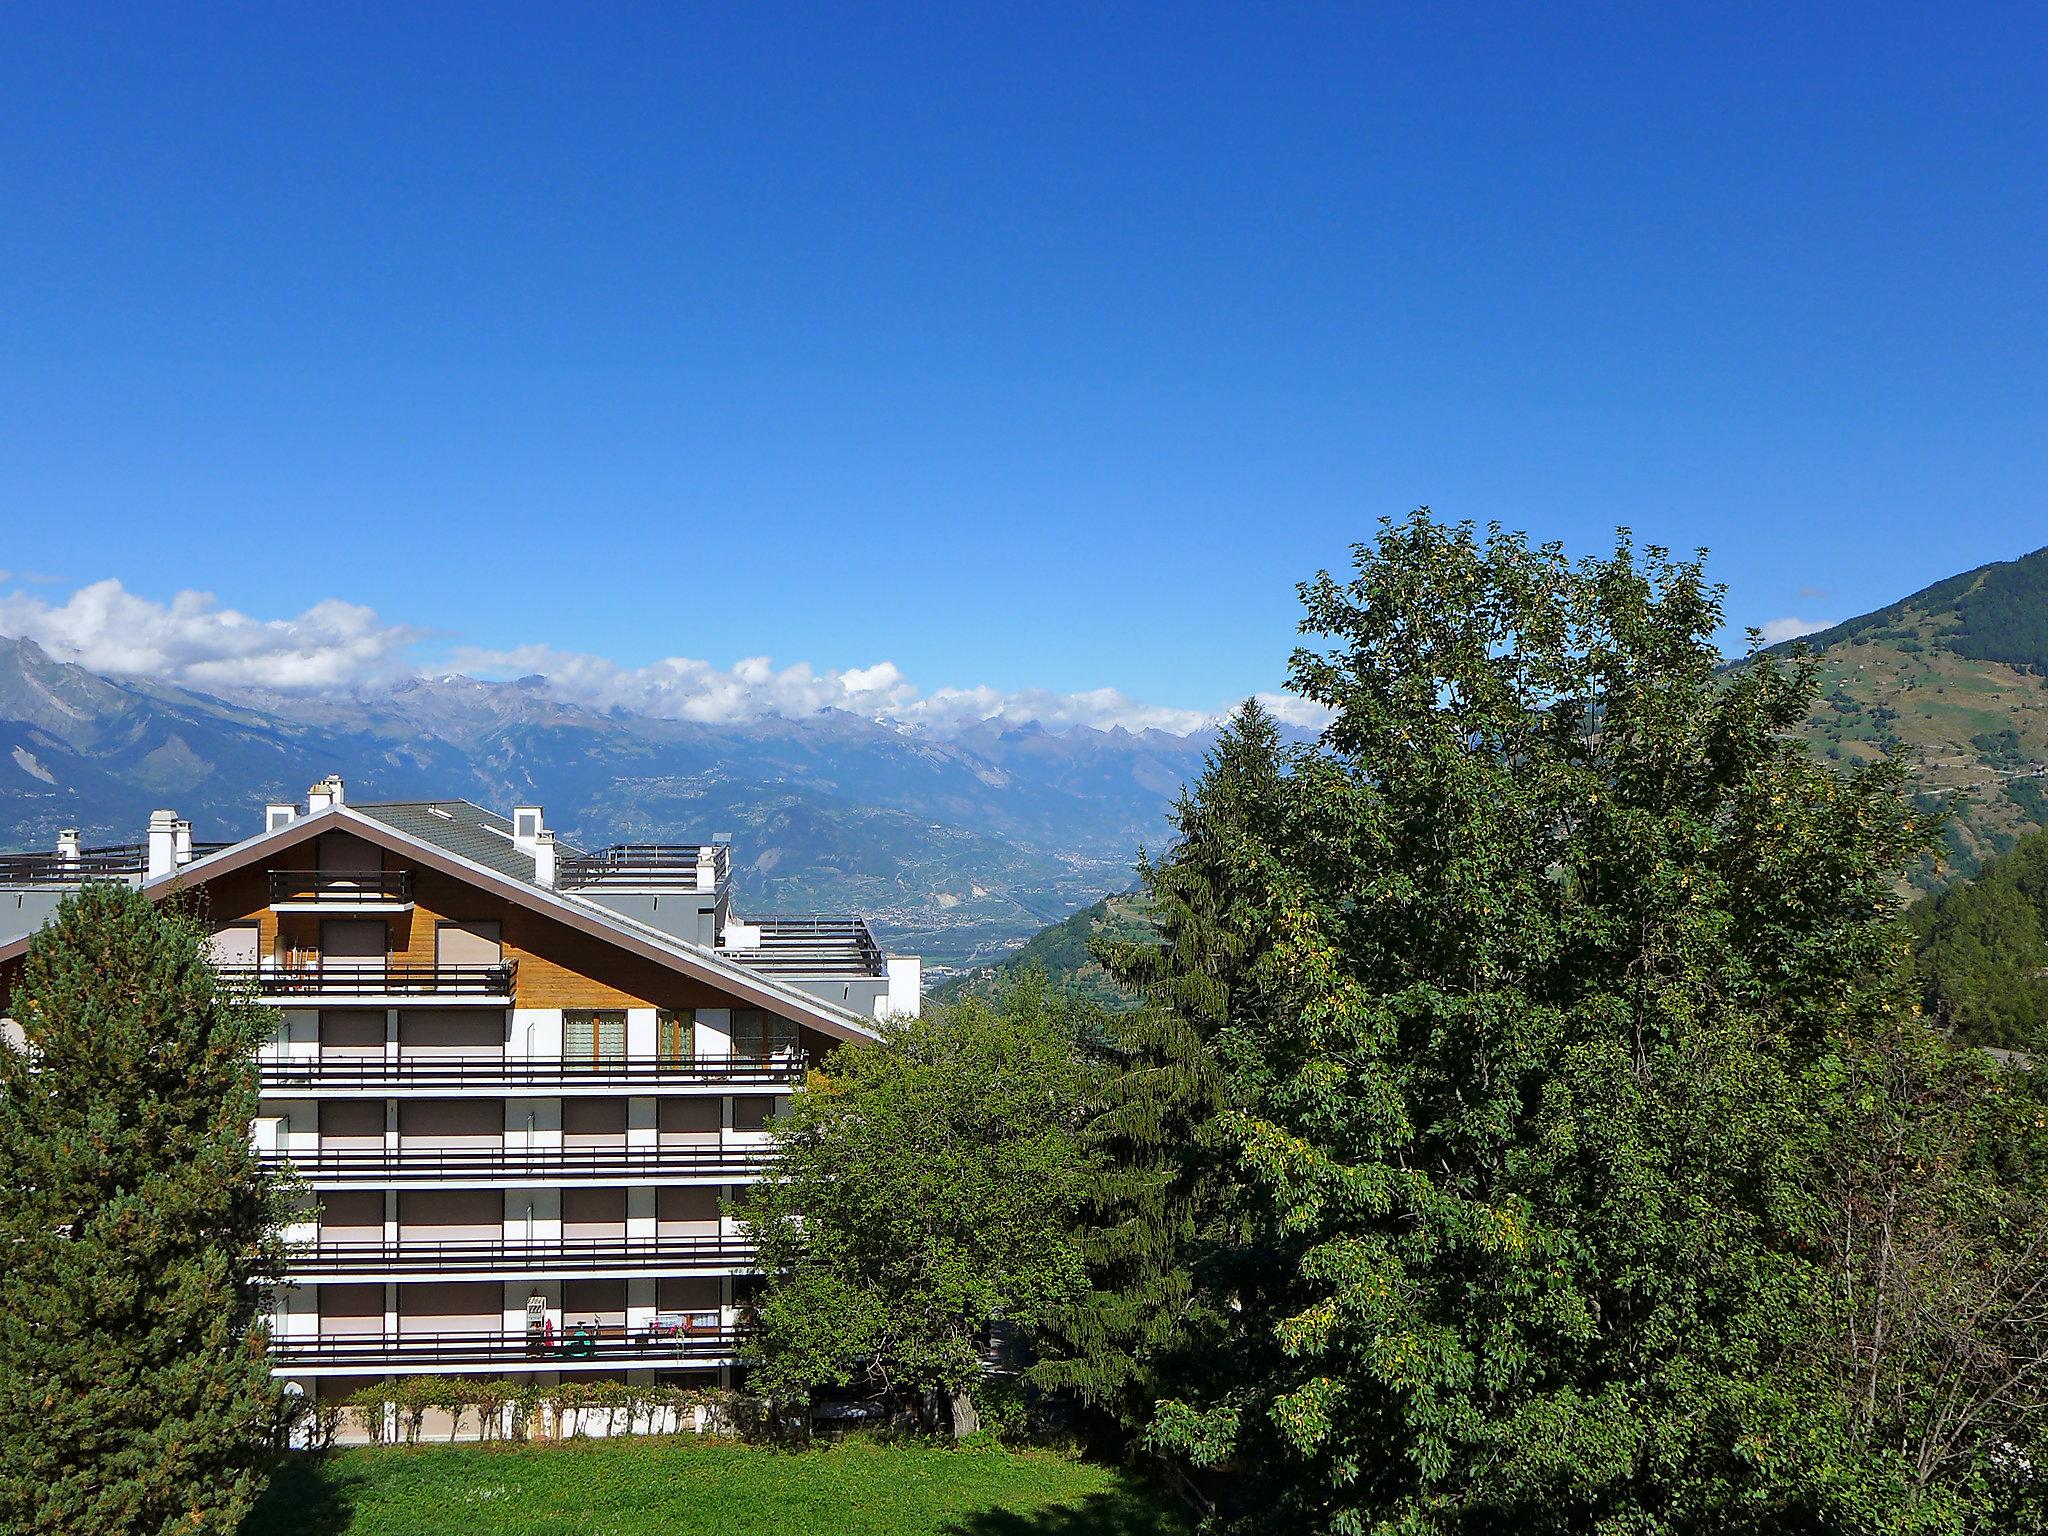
[{"xmin": 0, "ymin": 577, "xmax": 1320, "ymax": 737}]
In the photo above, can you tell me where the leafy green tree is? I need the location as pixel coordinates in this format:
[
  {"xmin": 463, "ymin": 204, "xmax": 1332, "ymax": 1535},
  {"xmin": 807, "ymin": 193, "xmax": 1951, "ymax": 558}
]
[
  {"xmin": 736, "ymin": 975, "xmax": 1092, "ymax": 1436},
  {"xmin": 1086, "ymin": 513, "xmax": 1958, "ymax": 1533},
  {"xmin": 1034, "ymin": 702, "xmax": 1293, "ymax": 1466},
  {"xmin": 0, "ymin": 883, "xmax": 286, "ymax": 1535}
]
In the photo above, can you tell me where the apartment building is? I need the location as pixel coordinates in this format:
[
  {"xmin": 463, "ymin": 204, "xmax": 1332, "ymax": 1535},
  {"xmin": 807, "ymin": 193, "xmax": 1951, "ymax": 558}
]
[{"xmin": 0, "ymin": 776, "xmax": 917, "ymax": 1411}]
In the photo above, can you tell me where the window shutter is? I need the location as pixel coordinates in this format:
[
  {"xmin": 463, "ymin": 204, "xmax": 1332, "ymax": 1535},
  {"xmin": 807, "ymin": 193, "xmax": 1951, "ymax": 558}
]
[{"xmin": 658, "ymin": 1010, "xmax": 694, "ymax": 1062}]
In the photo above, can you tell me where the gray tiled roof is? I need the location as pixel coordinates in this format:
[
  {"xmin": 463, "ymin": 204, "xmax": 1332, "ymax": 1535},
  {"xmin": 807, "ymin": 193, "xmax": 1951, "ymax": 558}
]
[{"xmin": 350, "ymin": 800, "xmax": 584, "ymax": 884}]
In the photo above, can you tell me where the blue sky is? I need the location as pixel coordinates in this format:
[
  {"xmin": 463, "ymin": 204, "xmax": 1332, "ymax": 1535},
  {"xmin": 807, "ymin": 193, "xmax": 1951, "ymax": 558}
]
[{"xmin": 0, "ymin": 4, "xmax": 2042, "ymax": 728}]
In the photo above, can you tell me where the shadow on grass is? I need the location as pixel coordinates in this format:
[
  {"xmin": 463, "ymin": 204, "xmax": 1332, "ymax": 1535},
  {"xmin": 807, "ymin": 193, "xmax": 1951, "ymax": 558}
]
[
  {"xmin": 241, "ymin": 1454, "xmax": 362, "ymax": 1536},
  {"xmin": 944, "ymin": 1486, "xmax": 1192, "ymax": 1536}
]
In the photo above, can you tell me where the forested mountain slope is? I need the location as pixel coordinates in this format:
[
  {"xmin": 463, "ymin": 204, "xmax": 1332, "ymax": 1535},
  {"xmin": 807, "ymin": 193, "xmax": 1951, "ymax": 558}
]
[
  {"xmin": 1908, "ymin": 823, "xmax": 2048, "ymax": 1050},
  {"xmin": 1769, "ymin": 544, "xmax": 2048, "ymax": 882}
]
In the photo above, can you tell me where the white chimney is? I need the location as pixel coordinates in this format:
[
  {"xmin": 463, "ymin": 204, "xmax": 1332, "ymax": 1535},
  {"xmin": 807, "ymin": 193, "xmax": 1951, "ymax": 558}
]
[
  {"xmin": 306, "ymin": 781, "xmax": 334, "ymax": 815},
  {"xmin": 884, "ymin": 954, "xmax": 924, "ymax": 1020},
  {"xmin": 511, "ymin": 806, "xmax": 544, "ymax": 852},
  {"xmin": 532, "ymin": 829, "xmax": 557, "ymax": 888},
  {"xmin": 321, "ymin": 774, "xmax": 345, "ymax": 807},
  {"xmin": 266, "ymin": 803, "xmax": 298, "ymax": 833},
  {"xmin": 146, "ymin": 810, "xmax": 178, "ymax": 880},
  {"xmin": 173, "ymin": 820, "xmax": 194, "ymax": 866},
  {"xmin": 56, "ymin": 829, "xmax": 81, "ymax": 865},
  {"xmin": 695, "ymin": 845, "xmax": 719, "ymax": 892}
]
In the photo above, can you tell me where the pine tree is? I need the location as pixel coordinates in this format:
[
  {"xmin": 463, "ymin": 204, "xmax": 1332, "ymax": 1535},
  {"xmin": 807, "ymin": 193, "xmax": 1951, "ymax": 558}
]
[
  {"xmin": 1033, "ymin": 701, "xmax": 1296, "ymax": 1458},
  {"xmin": 0, "ymin": 883, "xmax": 286, "ymax": 1534}
]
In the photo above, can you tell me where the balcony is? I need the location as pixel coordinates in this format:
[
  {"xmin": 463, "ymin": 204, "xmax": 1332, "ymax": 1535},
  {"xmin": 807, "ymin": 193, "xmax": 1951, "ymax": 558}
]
[
  {"xmin": 556, "ymin": 843, "xmax": 730, "ymax": 893},
  {"xmin": 285, "ymin": 1233, "xmax": 757, "ymax": 1281},
  {"xmin": 0, "ymin": 845, "xmax": 145, "ymax": 886},
  {"xmin": 268, "ymin": 870, "xmax": 414, "ymax": 911},
  {"xmin": 268, "ymin": 1324, "xmax": 742, "ymax": 1376},
  {"xmin": 259, "ymin": 1053, "xmax": 803, "ymax": 1096},
  {"xmin": 217, "ymin": 962, "xmax": 514, "ymax": 1004},
  {"xmin": 264, "ymin": 1143, "xmax": 772, "ymax": 1188}
]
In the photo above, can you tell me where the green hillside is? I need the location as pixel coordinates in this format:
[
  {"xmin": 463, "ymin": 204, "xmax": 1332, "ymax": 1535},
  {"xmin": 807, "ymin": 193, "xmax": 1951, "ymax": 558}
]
[
  {"xmin": 931, "ymin": 892, "xmax": 1151, "ymax": 1009},
  {"xmin": 1769, "ymin": 544, "xmax": 2048, "ymax": 883}
]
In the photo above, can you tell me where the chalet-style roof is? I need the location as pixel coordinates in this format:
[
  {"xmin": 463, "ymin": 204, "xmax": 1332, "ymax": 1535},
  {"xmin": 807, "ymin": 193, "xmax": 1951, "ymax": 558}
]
[
  {"xmin": 351, "ymin": 800, "xmax": 584, "ymax": 883},
  {"xmin": 0, "ymin": 802, "xmax": 884, "ymax": 1043}
]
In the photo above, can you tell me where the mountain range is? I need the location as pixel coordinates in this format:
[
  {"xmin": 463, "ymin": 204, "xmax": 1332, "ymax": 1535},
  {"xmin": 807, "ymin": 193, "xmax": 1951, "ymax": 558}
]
[
  {"xmin": 0, "ymin": 635, "xmax": 1214, "ymax": 974},
  {"xmin": 6, "ymin": 543, "xmax": 2044, "ymax": 988},
  {"xmin": 1765, "ymin": 543, "xmax": 2048, "ymax": 882}
]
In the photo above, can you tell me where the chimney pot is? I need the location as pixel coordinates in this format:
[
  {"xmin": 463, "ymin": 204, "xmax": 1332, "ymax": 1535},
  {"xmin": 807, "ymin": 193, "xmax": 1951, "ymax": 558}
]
[
  {"xmin": 173, "ymin": 820, "xmax": 194, "ymax": 866},
  {"xmin": 56, "ymin": 829, "xmax": 81, "ymax": 863},
  {"xmin": 532, "ymin": 829, "xmax": 557, "ymax": 888},
  {"xmin": 146, "ymin": 809, "xmax": 177, "ymax": 880}
]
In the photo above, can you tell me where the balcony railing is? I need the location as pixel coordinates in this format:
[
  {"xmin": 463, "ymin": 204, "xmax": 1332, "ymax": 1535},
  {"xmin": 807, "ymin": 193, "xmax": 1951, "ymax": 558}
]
[
  {"xmin": 268, "ymin": 870, "xmax": 414, "ymax": 905},
  {"xmin": 268, "ymin": 1325, "xmax": 742, "ymax": 1372},
  {"xmin": 727, "ymin": 915, "xmax": 887, "ymax": 979},
  {"xmin": 286, "ymin": 1234, "xmax": 757, "ymax": 1278},
  {"xmin": 265, "ymin": 1143, "xmax": 772, "ymax": 1185},
  {"xmin": 556, "ymin": 843, "xmax": 731, "ymax": 892},
  {"xmin": 259, "ymin": 1053, "xmax": 802, "ymax": 1093},
  {"xmin": 218, "ymin": 962, "xmax": 514, "ymax": 998},
  {"xmin": 0, "ymin": 845, "xmax": 145, "ymax": 885}
]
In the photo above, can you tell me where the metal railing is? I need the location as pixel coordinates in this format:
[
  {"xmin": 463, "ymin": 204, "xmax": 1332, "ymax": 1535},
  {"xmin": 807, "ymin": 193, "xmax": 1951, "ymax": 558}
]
[
  {"xmin": 265, "ymin": 1143, "xmax": 772, "ymax": 1184},
  {"xmin": 286, "ymin": 1233, "xmax": 757, "ymax": 1277},
  {"xmin": 556, "ymin": 843, "xmax": 731, "ymax": 892},
  {"xmin": 217, "ymin": 962, "xmax": 514, "ymax": 997},
  {"xmin": 0, "ymin": 845, "xmax": 145, "ymax": 884},
  {"xmin": 268, "ymin": 1326, "xmax": 742, "ymax": 1371},
  {"xmin": 259, "ymin": 1053, "xmax": 802, "ymax": 1092},
  {"xmin": 728, "ymin": 915, "xmax": 887, "ymax": 978},
  {"xmin": 268, "ymin": 870, "xmax": 414, "ymax": 904}
]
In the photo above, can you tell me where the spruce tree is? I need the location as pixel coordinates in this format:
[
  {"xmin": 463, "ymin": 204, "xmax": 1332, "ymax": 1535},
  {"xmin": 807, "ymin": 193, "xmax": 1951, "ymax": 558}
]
[
  {"xmin": 0, "ymin": 883, "xmax": 285, "ymax": 1534},
  {"xmin": 1034, "ymin": 702, "xmax": 1295, "ymax": 1455}
]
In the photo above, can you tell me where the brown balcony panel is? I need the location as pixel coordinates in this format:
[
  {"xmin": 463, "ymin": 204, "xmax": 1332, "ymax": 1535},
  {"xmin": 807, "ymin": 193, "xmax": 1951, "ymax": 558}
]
[
  {"xmin": 259, "ymin": 1055, "xmax": 800, "ymax": 1092},
  {"xmin": 219, "ymin": 963, "xmax": 514, "ymax": 997},
  {"xmin": 269, "ymin": 870, "xmax": 414, "ymax": 905},
  {"xmin": 265, "ymin": 1145, "xmax": 770, "ymax": 1184},
  {"xmin": 269, "ymin": 1326, "xmax": 741, "ymax": 1371}
]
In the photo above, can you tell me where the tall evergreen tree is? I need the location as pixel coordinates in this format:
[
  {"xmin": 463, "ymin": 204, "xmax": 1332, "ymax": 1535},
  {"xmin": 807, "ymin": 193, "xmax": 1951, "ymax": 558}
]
[
  {"xmin": 0, "ymin": 883, "xmax": 285, "ymax": 1535},
  {"xmin": 1034, "ymin": 702, "xmax": 1294, "ymax": 1462}
]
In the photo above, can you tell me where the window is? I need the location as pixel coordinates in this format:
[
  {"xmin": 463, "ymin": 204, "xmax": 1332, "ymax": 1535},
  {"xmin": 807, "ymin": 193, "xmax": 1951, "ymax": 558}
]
[
  {"xmin": 564, "ymin": 1010, "xmax": 626, "ymax": 1068},
  {"xmin": 732, "ymin": 1095, "xmax": 776, "ymax": 1132},
  {"xmin": 657, "ymin": 1009, "xmax": 694, "ymax": 1063},
  {"xmin": 730, "ymin": 1009, "xmax": 796, "ymax": 1061}
]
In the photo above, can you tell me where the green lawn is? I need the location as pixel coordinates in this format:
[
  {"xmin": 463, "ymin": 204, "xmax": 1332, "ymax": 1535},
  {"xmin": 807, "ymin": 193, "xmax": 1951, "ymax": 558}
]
[{"xmin": 242, "ymin": 1437, "xmax": 1187, "ymax": 1536}]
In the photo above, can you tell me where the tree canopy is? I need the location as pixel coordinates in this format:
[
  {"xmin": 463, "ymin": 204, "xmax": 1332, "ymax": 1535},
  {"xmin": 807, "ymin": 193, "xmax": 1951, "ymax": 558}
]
[
  {"xmin": 736, "ymin": 975, "xmax": 1094, "ymax": 1437},
  {"xmin": 1047, "ymin": 513, "xmax": 2046, "ymax": 1534}
]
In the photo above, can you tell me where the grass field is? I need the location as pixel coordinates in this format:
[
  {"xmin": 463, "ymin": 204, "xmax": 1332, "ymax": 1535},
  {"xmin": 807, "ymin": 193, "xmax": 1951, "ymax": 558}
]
[{"xmin": 241, "ymin": 1436, "xmax": 1187, "ymax": 1536}]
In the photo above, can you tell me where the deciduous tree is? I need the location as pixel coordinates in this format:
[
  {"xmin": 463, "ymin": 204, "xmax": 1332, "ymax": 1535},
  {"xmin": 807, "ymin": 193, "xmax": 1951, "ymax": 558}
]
[{"xmin": 737, "ymin": 976, "xmax": 1092, "ymax": 1437}]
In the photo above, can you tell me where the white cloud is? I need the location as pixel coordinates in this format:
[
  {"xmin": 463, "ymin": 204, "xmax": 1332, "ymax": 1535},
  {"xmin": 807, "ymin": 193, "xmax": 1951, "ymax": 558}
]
[
  {"xmin": 0, "ymin": 579, "xmax": 422, "ymax": 691},
  {"xmin": 0, "ymin": 576, "xmax": 1319, "ymax": 738},
  {"xmin": 1758, "ymin": 615, "xmax": 1833, "ymax": 645},
  {"xmin": 445, "ymin": 642, "xmax": 1239, "ymax": 736}
]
